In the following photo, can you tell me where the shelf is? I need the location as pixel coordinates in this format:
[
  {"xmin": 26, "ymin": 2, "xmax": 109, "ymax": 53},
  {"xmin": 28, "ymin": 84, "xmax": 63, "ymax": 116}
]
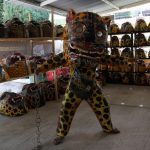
[
  {"xmin": 134, "ymin": 58, "xmax": 150, "ymax": 60},
  {"xmin": 134, "ymin": 45, "xmax": 150, "ymax": 47},
  {"xmin": 0, "ymin": 37, "xmax": 63, "ymax": 42},
  {"xmin": 108, "ymin": 45, "xmax": 150, "ymax": 48},
  {"xmin": 108, "ymin": 32, "xmax": 133, "ymax": 35},
  {"xmin": 108, "ymin": 46, "xmax": 132, "ymax": 48},
  {"xmin": 134, "ymin": 31, "xmax": 150, "ymax": 34},
  {"xmin": 99, "ymin": 70, "xmax": 150, "ymax": 73},
  {"xmin": 109, "ymin": 30, "xmax": 150, "ymax": 35},
  {"xmin": 107, "ymin": 29, "xmax": 150, "ymax": 86}
]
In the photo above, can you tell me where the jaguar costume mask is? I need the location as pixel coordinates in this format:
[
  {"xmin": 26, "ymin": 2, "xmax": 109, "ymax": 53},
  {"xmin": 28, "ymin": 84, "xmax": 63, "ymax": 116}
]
[
  {"xmin": 68, "ymin": 12, "xmax": 107, "ymax": 60},
  {"xmin": 53, "ymin": 9, "xmax": 120, "ymax": 145}
]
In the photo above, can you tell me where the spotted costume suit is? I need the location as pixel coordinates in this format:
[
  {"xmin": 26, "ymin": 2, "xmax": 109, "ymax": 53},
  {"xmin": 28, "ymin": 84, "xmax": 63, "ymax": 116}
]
[{"xmin": 53, "ymin": 11, "xmax": 118, "ymax": 139}]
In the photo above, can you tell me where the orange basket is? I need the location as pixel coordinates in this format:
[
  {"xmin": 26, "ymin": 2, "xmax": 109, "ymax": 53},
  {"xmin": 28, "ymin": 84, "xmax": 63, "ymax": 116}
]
[{"xmin": 2, "ymin": 61, "xmax": 29, "ymax": 79}]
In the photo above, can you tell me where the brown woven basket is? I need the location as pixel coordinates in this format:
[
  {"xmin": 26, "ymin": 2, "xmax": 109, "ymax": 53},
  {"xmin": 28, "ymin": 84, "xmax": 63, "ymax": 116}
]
[
  {"xmin": 2, "ymin": 61, "xmax": 29, "ymax": 79},
  {"xmin": 5, "ymin": 18, "xmax": 26, "ymax": 38},
  {"xmin": 40, "ymin": 21, "xmax": 53, "ymax": 37},
  {"xmin": 0, "ymin": 24, "xmax": 5, "ymax": 38},
  {"xmin": 26, "ymin": 21, "xmax": 41, "ymax": 37}
]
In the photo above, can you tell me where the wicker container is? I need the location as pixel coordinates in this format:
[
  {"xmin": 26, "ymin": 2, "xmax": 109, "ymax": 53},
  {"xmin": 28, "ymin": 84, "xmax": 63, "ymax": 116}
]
[
  {"xmin": 134, "ymin": 34, "xmax": 147, "ymax": 47},
  {"xmin": 111, "ymin": 48, "xmax": 120, "ymax": 56},
  {"xmin": 121, "ymin": 22, "xmax": 134, "ymax": 33},
  {"xmin": 55, "ymin": 25, "xmax": 64, "ymax": 37},
  {"xmin": 135, "ymin": 48, "xmax": 146, "ymax": 59},
  {"xmin": 146, "ymin": 64, "xmax": 150, "ymax": 72},
  {"xmin": 40, "ymin": 21, "xmax": 53, "ymax": 37},
  {"xmin": 135, "ymin": 73, "xmax": 147, "ymax": 85},
  {"xmin": 5, "ymin": 18, "xmax": 26, "ymax": 38},
  {"xmin": 26, "ymin": 21, "xmax": 41, "ymax": 37},
  {"xmin": 124, "ymin": 64, "xmax": 130, "ymax": 72},
  {"xmin": 112, "ymin": 65, "xmax": 119, "ymax": 72},
  {"xmin": 135, "ymin": 19, "xmax": 148, "ymax": 32},
  {"xmin": 121, "ymin": 48, "xmax": 133, "ymax": 58},
  {"xmin": 148, "ymin": 36, "xmax": 150, "ymax": 46},
  {"xmin": 121, "ymin": 34, "xmax": 132, "ymax": 47},
  {"xmin": 138, "ymin": 64, "xmax": 146, "ymax": 73},
  {"xmin": 2, "ymin": 61, "xmax": 29, "ymax": 79},
  {"xmin": 0, "ymin": 24, "xmax": 5, "ymax": 38},
  {"xmin": 147, "ymin": 75, "xmax": 150, "ymax": 85},
  {"xmin": 148, "ymin": 22, "xmax": 150, "ymax": 31},
  {"xmin": 109, "ymin": 24, "xmax": 120, "ymax": 33},
  {"xmin": 110, "ymin": 36, "xmax": 119, "ymax": 47}
]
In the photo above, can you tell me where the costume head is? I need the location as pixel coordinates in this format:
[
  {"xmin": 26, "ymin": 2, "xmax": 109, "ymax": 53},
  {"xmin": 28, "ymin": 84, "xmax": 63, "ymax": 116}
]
[{"xmin": 67, "ymin": 9, "xmax": 109, "ymax": 59}]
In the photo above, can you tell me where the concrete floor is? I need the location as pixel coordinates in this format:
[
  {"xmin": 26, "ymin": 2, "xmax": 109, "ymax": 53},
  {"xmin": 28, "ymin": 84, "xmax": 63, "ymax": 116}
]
[{"xmin": 0, "ymin": 84, "xmax": 150, "ymax": 150}]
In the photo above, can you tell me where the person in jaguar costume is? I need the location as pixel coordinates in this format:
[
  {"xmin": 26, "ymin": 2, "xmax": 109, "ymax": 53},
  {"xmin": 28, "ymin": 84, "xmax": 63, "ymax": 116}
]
[{"xmin": 53, "ymin": 9, "xmax": 120, "ymax": 145}]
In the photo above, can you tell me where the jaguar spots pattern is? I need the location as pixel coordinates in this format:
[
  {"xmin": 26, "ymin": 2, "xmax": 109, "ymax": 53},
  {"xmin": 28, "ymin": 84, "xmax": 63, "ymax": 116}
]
[{"xmin": 53, "ymin": 10, "xmax": 119, "ymax": 143}]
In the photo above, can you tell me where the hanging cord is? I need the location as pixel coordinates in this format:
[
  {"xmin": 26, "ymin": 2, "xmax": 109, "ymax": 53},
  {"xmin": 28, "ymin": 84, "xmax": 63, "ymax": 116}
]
[
  {"xmin": 34, "ymin": 98, "xmax": 42, "ymax": 150},
  {"xmin": 33, "ymin": 73, "xmax": 42, "ymax": 150}
]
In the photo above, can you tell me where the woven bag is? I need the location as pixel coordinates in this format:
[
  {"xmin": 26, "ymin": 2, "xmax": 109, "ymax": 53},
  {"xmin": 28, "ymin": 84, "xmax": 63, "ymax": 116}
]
[
  {"xmin": 135, "ymin": 48, "xmax": 146, "ymax": 59},
  {"xmin": 26, "ymin": 21, "xmax": 41, "ymax": 37},
  {"xmin": 109, "ymin": 24, "xmax": 120, "ymax": 33},
  {"xmin": 40, "ymin": 21, "xmax": 53, "ymax": 37},
  {"xmin": 5, "ymin": 18, "xmax": 26, "ymax": 38},
  {"xmin": 135, "ymin": 19, "xmax": 148, "ymax": 32},
  {"xmin": 121, "ymin": 48, "xmax": 133, "ymax": 58},
  {"xmin": 0, "ymin": 23, "xmax": 5, "ymax": 37},
  {"xmin": 121, "ymin": 34, "xmax": 132, "ymax": 47},
  {"xmin": 110, "ymin": 36, "xmax": 119, "ymax": 47},
  {"xmin": 2, "ymin": 53, "xmax": 28, "ymax": 79},
  {"xmin": 121, "ymin": 22, "xmax": 134, "ymax": 33},
  {"xmin": 134, "ymin": 33, "xmax": 147, "ymax": 46}
]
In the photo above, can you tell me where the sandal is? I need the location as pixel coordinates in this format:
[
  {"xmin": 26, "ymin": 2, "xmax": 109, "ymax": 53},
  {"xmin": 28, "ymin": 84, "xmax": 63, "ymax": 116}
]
[{"xmin": 53, "ymin": 136, "xmax": 64, "ymax": 145}]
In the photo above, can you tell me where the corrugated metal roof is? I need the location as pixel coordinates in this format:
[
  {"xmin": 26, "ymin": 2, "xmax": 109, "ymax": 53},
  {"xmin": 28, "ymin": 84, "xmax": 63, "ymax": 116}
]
[{"xmin": 18, "ymin": 0, "xmax": 150, "ymax": 15}]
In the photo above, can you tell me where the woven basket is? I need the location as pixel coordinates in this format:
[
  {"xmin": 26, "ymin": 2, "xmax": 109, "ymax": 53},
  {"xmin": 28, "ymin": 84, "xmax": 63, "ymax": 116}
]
[
  {"xmin": 26, "ymin": 21, "xmax": 41, "ymax": 37},
  {"xmin": 0, "ymin": 24, "xmax": 5, "ymax": 38},
  {"xmin": 2, "ymin": 61, "xmax": 29, "ymax": 79},
  {"xmin": 135, "ymin": 19, "xmax": 148, "ymax": 32},
  {"xmin": 109, "ymin": 24, "xmax": 120, "ymax": 33},
  {"xmin": 40, "ymin": 21, "xmax": 53, "ymax": 37},
  {"xmin": 5, "ymin": 18, "xmax": 26, "ymax": 38},
  {"xmin": 135, "ymin": 73, "xmax": 147, "ymax": 85},
  {"xmin": 121, "ymin": 22, "xmax": 134, "ymax": 33}
]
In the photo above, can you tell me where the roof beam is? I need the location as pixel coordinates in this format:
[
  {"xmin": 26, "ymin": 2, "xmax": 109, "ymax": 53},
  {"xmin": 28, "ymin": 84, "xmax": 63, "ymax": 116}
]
[
  {"xmin": 101, "ymin": 0, "xmax": 119, "ymax": 10},
  {"xmin": 40, "ymin": 0, "xmax": 59, "ymax": 7},
  {"xmin": 76, "ymin": 1, "xmax": 105, "ymax": 12},
  {"xmin": 96, "ymin": 0, "xmax": 150, "ymax": 15},
  {"xmin": 120, "ymin": 0, "xmax": 150, "ymax": 9}
]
